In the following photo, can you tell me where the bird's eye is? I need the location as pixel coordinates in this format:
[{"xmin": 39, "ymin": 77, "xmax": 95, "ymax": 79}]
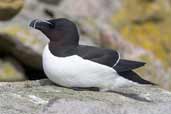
[{"xmin": 49, "ymin": 23, "xmax": 55, "ymax": 29}]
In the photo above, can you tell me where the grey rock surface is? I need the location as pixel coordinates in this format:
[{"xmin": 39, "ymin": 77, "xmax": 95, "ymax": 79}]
[
  {"xmin": 38, "ymin": 0, "xmax": 62, "ymax": 5},
  {"xmin": 0, "ymin": 79, "xmax": 171, "ymax": 114}
]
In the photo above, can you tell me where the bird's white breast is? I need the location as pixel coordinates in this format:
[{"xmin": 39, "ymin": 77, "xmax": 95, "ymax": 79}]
[{"xmin": 42, "ymin": 45, "xmax": 137, "ymax": 90}]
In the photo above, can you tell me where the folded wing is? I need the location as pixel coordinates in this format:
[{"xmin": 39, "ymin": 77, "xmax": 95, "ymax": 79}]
[{"xmin": 113, "ymin": 59, "xmax": 145, "ymax": 72}]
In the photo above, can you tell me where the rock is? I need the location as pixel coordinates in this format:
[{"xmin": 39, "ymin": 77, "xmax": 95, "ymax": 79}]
[
  {"xmin": 0, "ymin": 0, "xmax": 24, "ymax": 20},
  {"xmin": 0, "ymin": 79, "xmax": 171, "ymax": 114},
  {"xmin": 0, "ymin": 58, "xmax": 26, "ymax": 81},
  {"xmin": 0, "ymin": 25, "xmax": 47, "ymax": 80},
  {"xmin": 56, "ymin": 0, "xmax": 121, "ymax": 20},
  {"xmin": 0, "ymin": 27, "xmax": 47, "ymax": 70},
  {"xmin": 112, "ymin": 0, "xmax": 171, "ymax": 90},
  {"xmin": 7, "ymin": 0, "xmax": 121, "ymax": 23},
  {"xmin": 38, "ymin": 0, "xmax": 62, "ymax": 5}
]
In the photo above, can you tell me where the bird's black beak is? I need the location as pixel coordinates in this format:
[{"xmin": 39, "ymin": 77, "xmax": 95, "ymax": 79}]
[{"xmin": 29, "ymin": 19, "xmax": 53, "ymax": 30}]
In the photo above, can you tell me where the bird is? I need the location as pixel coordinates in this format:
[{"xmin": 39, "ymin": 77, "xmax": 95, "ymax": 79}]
[{"xmin": 29, "ymin": 18, "xmax": 154, "ymax": 91}]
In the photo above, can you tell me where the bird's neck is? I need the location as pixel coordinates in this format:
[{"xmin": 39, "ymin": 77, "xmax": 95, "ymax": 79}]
[
  {"xmin": 48, "ymin": 41, "xmax": 77, "ymax": 57},
  {"xmin": 49, "ymin": 41, "xmax": 77, "ymax": 49},
  {"xmin": 48, "ymin": 31, "xmax": 79, "ymax": 47}
]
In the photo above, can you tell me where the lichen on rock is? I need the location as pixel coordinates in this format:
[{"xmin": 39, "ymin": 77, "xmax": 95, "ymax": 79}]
[
  {"xmin": 0, "ymin": 58, "xmax": 26, "ymax": 81},
  {"xmin": 0, "ymin": 26, "xmax": 47, "ymax": 70},
  {"xmin": 0, "ymin": 0, "xmax": 24, "ymax": 20}
]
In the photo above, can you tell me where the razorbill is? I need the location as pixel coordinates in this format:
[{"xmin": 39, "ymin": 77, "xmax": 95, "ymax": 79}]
[{"xmin": 29, "ymin": 18, "xmax": 154, "ymax": 91}]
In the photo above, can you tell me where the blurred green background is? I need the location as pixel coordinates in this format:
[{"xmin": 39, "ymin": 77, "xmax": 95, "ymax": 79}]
[{"xmin": 0, "ymin": 0, "xmax": 171, "ymax": 90}]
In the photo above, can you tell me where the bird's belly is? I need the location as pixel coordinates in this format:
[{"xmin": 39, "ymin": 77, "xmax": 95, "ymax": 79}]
[{"xmin": 43, "ymin": 52, "xmax": 117, "ymax": 87}]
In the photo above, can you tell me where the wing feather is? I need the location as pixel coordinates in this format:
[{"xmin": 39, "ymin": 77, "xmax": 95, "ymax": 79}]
[{"xmin": 113, "ymin": 59, "xmax": 145, "ymax": 72}]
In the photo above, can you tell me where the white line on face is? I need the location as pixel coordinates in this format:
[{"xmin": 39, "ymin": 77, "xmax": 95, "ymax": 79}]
[
  {"xmin": 40, "ymin": 20, "xmax": 52, "ymax": 25},
  {"xmin": 33, "ymin": 19, "xmax": 39, "ymax": 29},
  {"xmin": 33, "ymin": 19, "xmax": 52, "ymax": 29}
]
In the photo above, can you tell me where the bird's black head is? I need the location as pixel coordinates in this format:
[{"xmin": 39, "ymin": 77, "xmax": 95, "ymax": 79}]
[{"xmin": 30, "ymin": 18, "xmax": 79, "ymax": 46}]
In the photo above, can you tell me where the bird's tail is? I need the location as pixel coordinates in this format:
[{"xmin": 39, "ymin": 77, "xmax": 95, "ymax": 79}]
[
  {"xmin": 113, "ymin": 59, "xmax": 155, "ymax": 85},
  {"xmin": 118, "ymin": 70, "xmax": 156, "ymax": 85}
]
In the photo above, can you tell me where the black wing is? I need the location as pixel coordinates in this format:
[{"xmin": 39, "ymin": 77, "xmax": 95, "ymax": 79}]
[
  {"xmin": 76, "ymin": 45, "xmax": 119, "ymax": 67},
  {"xmin": 77, "ymin": 46, "xmax": 146, "ymax": 72},
  {"xmin": 113, "ymin": 59, "xmax": 146, "ymax": 72}
]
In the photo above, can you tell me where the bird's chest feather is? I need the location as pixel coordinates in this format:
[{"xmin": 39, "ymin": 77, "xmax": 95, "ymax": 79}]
[{"xmin": 42, "ymin": 45, "xmax": 118, "ymax": 87}]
